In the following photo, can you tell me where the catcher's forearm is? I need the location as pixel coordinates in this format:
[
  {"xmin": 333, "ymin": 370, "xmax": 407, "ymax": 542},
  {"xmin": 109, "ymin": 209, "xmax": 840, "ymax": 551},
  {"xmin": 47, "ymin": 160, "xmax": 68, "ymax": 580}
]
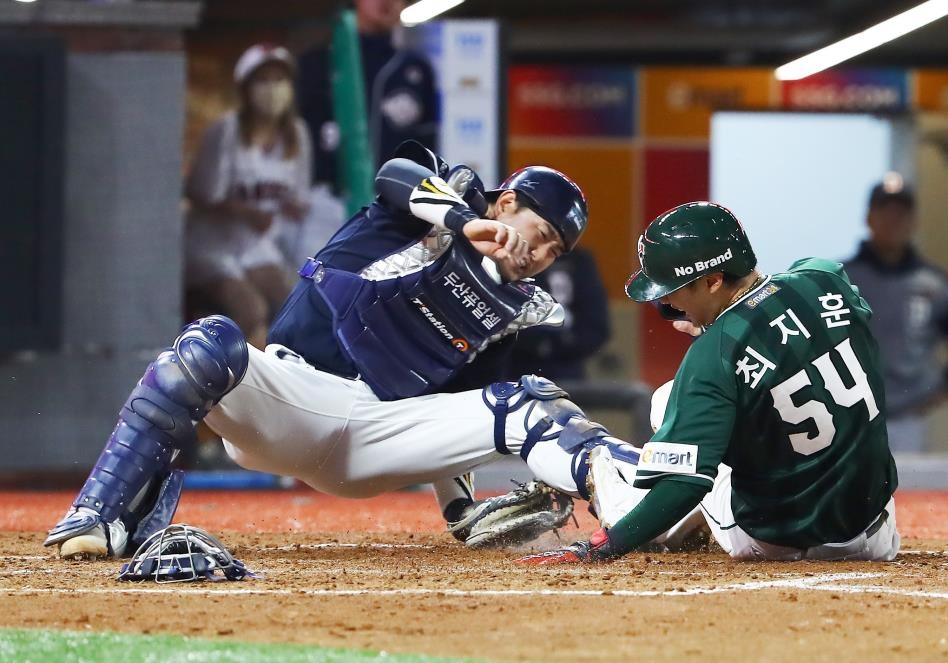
[{"xmin": 605, "ymin": 480, "xmax": 706, "ymax": 556}]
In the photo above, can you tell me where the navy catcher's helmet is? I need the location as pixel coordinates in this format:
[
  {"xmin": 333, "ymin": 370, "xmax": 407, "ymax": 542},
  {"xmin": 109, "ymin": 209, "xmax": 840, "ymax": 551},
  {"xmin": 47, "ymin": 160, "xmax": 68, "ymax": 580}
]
[{"xmin": 487, "ymin": 166, "xmax": 588, "ymax": 251}]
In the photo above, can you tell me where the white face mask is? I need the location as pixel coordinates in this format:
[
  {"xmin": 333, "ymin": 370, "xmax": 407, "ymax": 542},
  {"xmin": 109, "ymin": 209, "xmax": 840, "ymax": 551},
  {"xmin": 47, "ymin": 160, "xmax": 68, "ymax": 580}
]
[{"xmin": 249, "ymin": 79, "xmax": 293, "ymax": 118}]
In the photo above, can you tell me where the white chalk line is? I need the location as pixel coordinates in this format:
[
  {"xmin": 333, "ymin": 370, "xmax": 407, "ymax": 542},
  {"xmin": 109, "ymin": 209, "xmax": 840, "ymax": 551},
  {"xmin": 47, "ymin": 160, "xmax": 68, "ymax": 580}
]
[
  {"xmin": 267, "ymin": 542, "xmax": 433, "ymax": 551},
  {"xmin": 794, "ymin": 583, "xmax": 948, "ymax": 600},
  {"xmin": 11, "ymin": 571, "xmax": 945, "ymax": 600}
]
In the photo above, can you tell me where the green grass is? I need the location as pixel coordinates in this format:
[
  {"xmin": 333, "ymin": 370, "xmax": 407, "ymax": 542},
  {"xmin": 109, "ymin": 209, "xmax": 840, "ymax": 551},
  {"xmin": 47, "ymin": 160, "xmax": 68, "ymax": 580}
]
[{"xmin": 0, "ymin": 628, "xmax": 485, "ymax": 663}]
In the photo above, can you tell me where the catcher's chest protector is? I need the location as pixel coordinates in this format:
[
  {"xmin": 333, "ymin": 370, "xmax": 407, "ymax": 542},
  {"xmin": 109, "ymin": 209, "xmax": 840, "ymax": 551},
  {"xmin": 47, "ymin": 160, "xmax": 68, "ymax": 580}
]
[{"xmin": 309, "ymin": 238, "xmax": 533, "ymax": 400}]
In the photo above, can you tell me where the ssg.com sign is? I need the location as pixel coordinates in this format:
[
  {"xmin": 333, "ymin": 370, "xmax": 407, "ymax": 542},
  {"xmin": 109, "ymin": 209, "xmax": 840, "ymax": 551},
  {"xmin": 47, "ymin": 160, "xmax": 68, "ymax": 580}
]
[{"xmin": 674, "ymin": 248, "xmax": 732, "ymax": 277}]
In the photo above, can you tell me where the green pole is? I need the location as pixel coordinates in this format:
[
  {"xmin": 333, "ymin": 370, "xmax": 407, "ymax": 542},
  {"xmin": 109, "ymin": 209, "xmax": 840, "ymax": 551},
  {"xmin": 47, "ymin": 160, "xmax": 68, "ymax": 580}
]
[{"xmin": 330, "ymin": 8, "xmax": 374, "ymax": 216}]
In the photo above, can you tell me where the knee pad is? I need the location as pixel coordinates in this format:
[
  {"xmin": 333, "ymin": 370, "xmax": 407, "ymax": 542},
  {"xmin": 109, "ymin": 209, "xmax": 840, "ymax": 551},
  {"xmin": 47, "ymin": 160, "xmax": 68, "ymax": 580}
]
[
  {"xmin": 482, "ymin": 376, "xmax": 609, "ymax": 459},
  {"xmin": 484, "ymin": 375, "xmax": 626, "ymax": 501},
  {"xmin": 167, "ymin": 315, "xmax": 249, "ymax": 411}
]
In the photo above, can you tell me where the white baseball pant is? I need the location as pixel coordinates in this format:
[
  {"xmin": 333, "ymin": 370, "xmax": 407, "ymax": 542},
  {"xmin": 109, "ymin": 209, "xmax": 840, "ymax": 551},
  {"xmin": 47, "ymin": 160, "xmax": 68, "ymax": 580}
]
[{"xmin": 204, "ymin": 345, "xmax": 584, "ymax": 510}]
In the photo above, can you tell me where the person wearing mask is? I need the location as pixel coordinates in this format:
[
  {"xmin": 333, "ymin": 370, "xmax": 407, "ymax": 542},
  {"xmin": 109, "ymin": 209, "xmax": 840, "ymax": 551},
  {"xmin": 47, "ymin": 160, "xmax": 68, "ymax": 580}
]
[{"xmin": 185, "ymin": 44, "xmax": 313, "ymax": 349}]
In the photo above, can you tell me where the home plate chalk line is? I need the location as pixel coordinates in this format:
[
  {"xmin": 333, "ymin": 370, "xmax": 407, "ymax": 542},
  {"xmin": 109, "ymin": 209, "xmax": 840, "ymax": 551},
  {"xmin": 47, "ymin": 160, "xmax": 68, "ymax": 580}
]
[{"xmin": 3, "ymin": 571, "xmax": 948, "ymax": 600}]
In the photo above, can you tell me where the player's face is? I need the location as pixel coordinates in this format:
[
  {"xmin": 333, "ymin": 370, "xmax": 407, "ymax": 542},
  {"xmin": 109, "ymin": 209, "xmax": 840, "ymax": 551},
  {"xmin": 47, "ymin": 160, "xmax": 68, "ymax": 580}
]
[
  {"xmin": 660, "ymin": 276, "xmax": 724, "ymax": 327},
  {"xmin": 496, "ymin": 205, "xmax": 566, "ymax": 279}
]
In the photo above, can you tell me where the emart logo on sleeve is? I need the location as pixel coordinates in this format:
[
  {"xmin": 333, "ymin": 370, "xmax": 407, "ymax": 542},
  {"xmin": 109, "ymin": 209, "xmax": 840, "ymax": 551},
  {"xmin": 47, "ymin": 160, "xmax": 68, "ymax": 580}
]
[{"xmin": 639, "ymin": 442, "xmax": 698, "ymax": 473}]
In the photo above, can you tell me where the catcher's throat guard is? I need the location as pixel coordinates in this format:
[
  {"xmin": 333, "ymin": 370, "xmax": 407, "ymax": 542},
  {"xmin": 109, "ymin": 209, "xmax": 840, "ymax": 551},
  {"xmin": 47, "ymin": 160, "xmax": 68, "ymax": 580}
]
[{"xmin": 117, "ymin": 524, "xmax": 255, "ymax": 582}]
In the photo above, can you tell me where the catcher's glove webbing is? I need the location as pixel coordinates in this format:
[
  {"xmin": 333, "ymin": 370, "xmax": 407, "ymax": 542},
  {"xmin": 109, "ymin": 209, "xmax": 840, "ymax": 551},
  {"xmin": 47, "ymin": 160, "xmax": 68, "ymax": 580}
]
[
  {"xmin": 448, "ymin": 480, "xmax": 575, "ymax": 549},
  {"xmin": 117, "ymin": 524, "xmax": 255, "ymax": 583}
]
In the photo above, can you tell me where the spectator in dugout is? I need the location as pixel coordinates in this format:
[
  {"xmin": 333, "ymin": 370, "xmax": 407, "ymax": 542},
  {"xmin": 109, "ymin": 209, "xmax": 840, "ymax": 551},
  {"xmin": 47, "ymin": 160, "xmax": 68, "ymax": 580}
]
[
  {"xmin": 184, "ymin": 43, "xmax": 313, "ymax": 349},
  {"xmin": 843, "ymin": 173, "xmax": 948, "ymax": 453},
  {"xmin": 296, "ymin": 0, "xmax": 439, "ymax": 189}
]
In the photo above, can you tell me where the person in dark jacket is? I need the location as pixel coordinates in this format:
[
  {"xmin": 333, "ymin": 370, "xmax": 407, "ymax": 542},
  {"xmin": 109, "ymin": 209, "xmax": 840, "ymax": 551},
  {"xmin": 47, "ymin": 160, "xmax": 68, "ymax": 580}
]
[
  {"xmin": 296, "ymin": 0, "xmax": 439, "ymax": 189},
  {"xmin": 843, "ymin": 173, "xmax": 948, "ymax": 453}
]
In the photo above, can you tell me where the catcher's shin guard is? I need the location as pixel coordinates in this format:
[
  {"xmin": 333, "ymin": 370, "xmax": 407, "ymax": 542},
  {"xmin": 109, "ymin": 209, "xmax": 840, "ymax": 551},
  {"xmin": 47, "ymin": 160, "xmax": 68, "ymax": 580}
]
[
  {"xmin": 482, "ymin": 375, "xmax": 614, "ymax": 499},
  {"xmin": 44, "ymin": 316, "xmax": 248, "ymax": 552}
]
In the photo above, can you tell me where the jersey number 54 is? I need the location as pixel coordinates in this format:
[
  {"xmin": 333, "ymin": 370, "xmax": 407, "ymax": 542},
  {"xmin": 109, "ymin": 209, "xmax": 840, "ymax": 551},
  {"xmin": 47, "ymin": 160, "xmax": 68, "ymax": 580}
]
[{"xmin": 769, "ymin": 338, "xmax": 880, "ymax": 456}]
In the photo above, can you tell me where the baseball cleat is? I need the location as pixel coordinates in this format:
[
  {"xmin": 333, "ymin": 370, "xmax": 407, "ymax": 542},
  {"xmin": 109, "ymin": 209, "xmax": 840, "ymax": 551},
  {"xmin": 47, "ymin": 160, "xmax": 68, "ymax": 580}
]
[
  {"xmin": 44, "ymin": 508, "xmax": 128, "ymax": 560},
  {"xmin": 587, "ymin": 446, "xmax": 647, "ymax": 529}
]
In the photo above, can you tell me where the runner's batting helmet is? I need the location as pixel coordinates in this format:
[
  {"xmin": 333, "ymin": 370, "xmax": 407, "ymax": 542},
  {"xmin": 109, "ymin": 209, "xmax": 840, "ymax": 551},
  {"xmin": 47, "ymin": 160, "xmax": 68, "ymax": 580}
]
[
  {"xmin": 487, "ymin": 167, "xmax": 588, "ymax": 251},
  {"xmin": 625, "ymin": 201, "xmax": 756, "ymax": 302}
]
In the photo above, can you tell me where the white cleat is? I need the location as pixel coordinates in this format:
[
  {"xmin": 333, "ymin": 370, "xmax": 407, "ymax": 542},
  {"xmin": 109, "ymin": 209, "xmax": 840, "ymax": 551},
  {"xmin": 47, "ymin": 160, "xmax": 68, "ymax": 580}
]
[
  {"xmin": 45, "ymin": 508, "xmax": 128, "ymax": 560},
  {"xmin": 587, "ymin": 445, "xmax": 710, "ymax": 551},
  {"xmin": 586, "ymin": 446, "xmax": 649, "ymax": 529}
]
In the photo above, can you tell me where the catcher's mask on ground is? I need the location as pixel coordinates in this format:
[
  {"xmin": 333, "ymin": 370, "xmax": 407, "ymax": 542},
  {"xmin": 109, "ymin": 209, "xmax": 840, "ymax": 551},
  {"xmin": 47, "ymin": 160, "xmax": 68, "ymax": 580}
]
[
  {"xmin": 625, "ymin": 201, "xmax": 757, "ymax": 303},
  {"xmin": 117, "ymin": 524, "xmax": 255, "ymax": 583}
]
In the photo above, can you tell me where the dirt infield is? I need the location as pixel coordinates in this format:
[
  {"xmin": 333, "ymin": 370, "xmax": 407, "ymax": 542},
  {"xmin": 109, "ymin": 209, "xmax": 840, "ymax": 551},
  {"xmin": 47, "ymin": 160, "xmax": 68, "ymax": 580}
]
[{"xmin": 2, "ymin": 490, "xmax": 947, "ymax": 661}]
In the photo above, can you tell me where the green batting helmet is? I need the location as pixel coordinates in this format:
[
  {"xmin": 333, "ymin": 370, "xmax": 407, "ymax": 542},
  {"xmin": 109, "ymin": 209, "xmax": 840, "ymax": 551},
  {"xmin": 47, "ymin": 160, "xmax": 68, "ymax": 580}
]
[{"xmin": 625, "ymin": 202, "xmax": 756, "ymax": 302}]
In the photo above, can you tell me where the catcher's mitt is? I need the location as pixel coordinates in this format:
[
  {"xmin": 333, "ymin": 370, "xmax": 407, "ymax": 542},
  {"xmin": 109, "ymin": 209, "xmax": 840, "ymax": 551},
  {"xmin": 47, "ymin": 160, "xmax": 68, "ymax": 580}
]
[
  {"xmin": 448, "ymin": 481, "xmax": 575, "ymax": 549},
  {"xmin": 117, "ymin": 524, "xmax": 255, "ymax": 583}
]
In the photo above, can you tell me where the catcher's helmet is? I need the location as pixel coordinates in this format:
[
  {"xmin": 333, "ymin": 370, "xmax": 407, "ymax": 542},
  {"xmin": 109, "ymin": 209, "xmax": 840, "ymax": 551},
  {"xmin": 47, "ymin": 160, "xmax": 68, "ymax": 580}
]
[
  {"xmin": 487, "ymin": 166, "xmax": 588, "ymax": 251},
  {"xmin": 625, "ymin": 201, "xmax": 756, "ymax": 302}
]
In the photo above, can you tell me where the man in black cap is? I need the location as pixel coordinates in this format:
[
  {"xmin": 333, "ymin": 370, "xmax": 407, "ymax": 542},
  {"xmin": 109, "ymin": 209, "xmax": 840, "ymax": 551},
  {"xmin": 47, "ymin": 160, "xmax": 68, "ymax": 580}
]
[{"xmin": 844, "ymin": 173, "xmax": 948, "ymax": 452}]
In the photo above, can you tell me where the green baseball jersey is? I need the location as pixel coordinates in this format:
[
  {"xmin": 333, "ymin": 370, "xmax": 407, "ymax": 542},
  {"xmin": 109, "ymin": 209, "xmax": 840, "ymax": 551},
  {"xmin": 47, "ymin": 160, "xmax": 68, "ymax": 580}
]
[{"xmin": 634, "ymin": 258, "xmax": 898, "ymax": 548}]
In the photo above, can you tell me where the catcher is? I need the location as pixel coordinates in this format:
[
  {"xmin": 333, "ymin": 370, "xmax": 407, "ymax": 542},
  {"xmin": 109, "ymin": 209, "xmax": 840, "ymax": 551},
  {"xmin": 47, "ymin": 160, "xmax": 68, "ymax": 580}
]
[
  {"xmin": 44, "ymin": 140, "xmax": 634, "ymax": 558},
  {"xmin": 520, "ymin": 202, "xmax": 901, "ymax": 564}
]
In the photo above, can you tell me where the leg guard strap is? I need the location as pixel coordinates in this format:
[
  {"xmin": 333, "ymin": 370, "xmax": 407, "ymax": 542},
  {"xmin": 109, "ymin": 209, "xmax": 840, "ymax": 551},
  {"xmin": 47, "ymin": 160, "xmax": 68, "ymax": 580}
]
[
  {"xmin": 485, "ymin": 377, "xmax": 587, "ymax": 456},
  {"xmin": 484, "ymin": 382, "xmax": 522, "ymax": 455},
  {"xmin": 572, "ymin": 449, "xmax": 592, "ymax": 500},
  {"xmin": 520, "ymin": 416, "xmax": 553, "ymax": 460}
]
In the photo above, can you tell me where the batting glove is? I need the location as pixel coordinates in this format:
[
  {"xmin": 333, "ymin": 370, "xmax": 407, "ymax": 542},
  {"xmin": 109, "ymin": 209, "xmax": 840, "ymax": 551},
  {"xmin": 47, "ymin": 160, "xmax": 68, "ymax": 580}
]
[{"xmin": 515, "ymin": 527, "xmax": 616, "ymax": 565}]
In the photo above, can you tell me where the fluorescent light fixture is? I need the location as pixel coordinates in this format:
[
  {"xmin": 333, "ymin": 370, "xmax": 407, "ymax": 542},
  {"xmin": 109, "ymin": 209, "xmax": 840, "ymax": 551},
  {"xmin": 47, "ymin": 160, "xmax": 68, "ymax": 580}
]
[
  {"xmin": 775, "ymin": 0, "xmax": 948, "ymax": 80},
  {"xmin": 400, "ymin": 0, "xmax": 466, "ymax": 26}
]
